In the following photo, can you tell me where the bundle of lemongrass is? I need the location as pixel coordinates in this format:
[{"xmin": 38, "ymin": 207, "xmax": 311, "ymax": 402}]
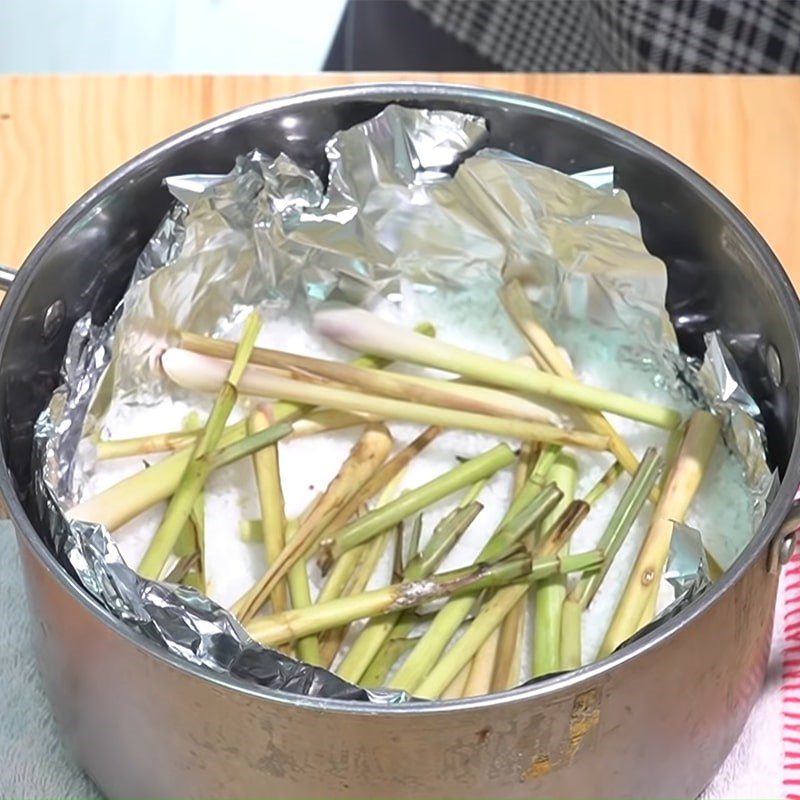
[{"xmin": 69, "ymin": 280, "xmax": 723, "ymax": 699}]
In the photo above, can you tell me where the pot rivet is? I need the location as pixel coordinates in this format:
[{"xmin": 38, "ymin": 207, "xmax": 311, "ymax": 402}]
[
  {"xmin": 767, "ymin": 344, "xmax": 783, "ymax": 387},
  {"xmin": 780, "ymin": 532, "xmax": 797, "ymax": 567},
  {"xmin": 42, "ymin": 300, "xmax": 65, "ymax": 341}
]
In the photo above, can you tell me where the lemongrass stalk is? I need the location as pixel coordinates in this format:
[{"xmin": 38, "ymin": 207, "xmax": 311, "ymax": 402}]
[
  {"xmin": 320, "ymin": 526, "xmax": 396, "ymax": 667},
  {"xmin": 388, "ymin": 480, "xmax": 564, "ymax": 693},
  {"xmin": 96, "ymin": 429, "xmax": 199, "ymax": 460},
  {"xmin": 361, "ymin": 637, "xmax": 419, "ymax": 687},
  {"xmin": 69, "ymin": 416, "xmax": 296, "ymax": 532},
  {"xmin": 69, "ymin": 342, "xmax": 406, "ymax": 528},
  {"xmin": 500, "ymin": 444, "xmax": 561, "ymax": 527},
  {"xmin": 599, "ymin": 411, "xmax": 721, "ymax": 658},
  {"xmin": 317, "ymin": 470, "xmax": 408, "ymax": 606},
  {"xmin": 324, "ymin": 445, "xmax": 516, "ymax": 562},
  {"xmin": 441, "ymin": 663, "xmax": 472, "ymax": 699},
  {"xmin": 317, "ymin": 547, "xmax": 367, "ymax": 605},
  {"xmin": 560, "ymin": 598, "xmax": 583, "ymax": 671},
  {"xmin": 514, "ymin": 442, "xmax": 536, "ymax": 495},
  {"xmin": 533, "ymin": 454, "xmax": 577, "ymax": 678},
  {"xmin": 464, "ymin": 628, "xmax": 502, "ymax": 697},
  {"xmin": 499, "ymin": 281, "xmax": 652, "ymax": 481},
  {"xmin": 460, "ymin": 478, "xmax": 488, "ymax": 509},
  {"xmin": 569, "ymin": 448, "xmax": 663, "ymax": 611},
  {"xmin": 336, "ymin": 502, "xmax": 483, "ymax": 684},
  {"xmin": 404, "ymin": 514, "xmax": 423, "ymax": 570},
  {"xmin": 248, "ymin": 555, "xmax": 535, "ymax": 647},
  {"xmin": 314, "ymin": 307, "xmax": 681, "ymax": 429},
  {"xmin": 283, "ymin": 520, "xmax": 322, "ymax": 665},
  {"xmin": 411, "ymin": 550, "xmax": 604, "ymax": 699},
  {"xmin": 495, "ymin": 446, "xmax": 580, "ymax": 686},
  {"xmin": 480, "ymin": 484, "xmax": 562, "ymax": 562},
  {"xmin": 318, "ymin": 427, "xmax": 440, "ymax": 557},
  {"xmin": 491, "ymin": 598, "xmax": 525, "ymax": 691},
  {"xmin": 239, "ymin": 519, "xmax": 263, "ymax": 543},
  {"xmin": 289, "ymin": 410, "xmax": 370, "ymax": 438},
  {"xmin": 249, "ymin": 408, "xmax": 288, "ymax": 613},
  {"xmin": 181, "ymin": 331, "xmax": 565, "ymax": 429},
  {"xmin": 233, "ymin": 424, "xmax": 394, "ymax": 624},
  {"xmin": 138, "ymin": 312, "xmax": 262, "ymax": 580},
  {"xmin": 162, "ymin": 349, "xmax": 608, "ymax": 450},
  {"xmin": 172, "ymin": 492, "xmax": 205, "ymax": 590}
]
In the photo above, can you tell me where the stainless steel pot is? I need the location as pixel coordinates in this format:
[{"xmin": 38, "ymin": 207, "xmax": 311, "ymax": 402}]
[{"xmin": 1, "ymin": 83, "xmax": 799, "ymax": 799}]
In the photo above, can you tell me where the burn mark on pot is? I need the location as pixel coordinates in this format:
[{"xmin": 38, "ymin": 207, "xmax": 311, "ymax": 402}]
[
  {"xmin": 523, "ymin": 755, "xmax": 552, "ymax": 779},
  {"xmin": 476, "ymin": 726, "xmax": 491, "ymax": 744},
  {"xmin": 520, "ymin": 689, "xmax": 602, "ymax": 781},
  {"xmin": 566, "ymin": 689, "xmax": 601, "ymax": 763}
]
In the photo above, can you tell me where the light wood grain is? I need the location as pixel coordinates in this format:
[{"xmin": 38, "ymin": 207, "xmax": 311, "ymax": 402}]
[{"xmin": 0, "ymin": 74, "xmax": 798, "ymax": 288}]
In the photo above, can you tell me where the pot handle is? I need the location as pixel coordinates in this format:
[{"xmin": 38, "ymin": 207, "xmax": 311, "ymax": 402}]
[
  {"xmin": 769, "ymin": 499, "xmax": 800, "ymax": 573},
  {"xmin": 0, "ymin": 265, "xmax": 15, "ymax": 292}
]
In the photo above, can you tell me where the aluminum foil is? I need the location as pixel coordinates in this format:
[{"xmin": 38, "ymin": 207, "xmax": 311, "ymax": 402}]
[{"xmin": 33, "ymin": 104, "xmax": 771, "ymax": 701}]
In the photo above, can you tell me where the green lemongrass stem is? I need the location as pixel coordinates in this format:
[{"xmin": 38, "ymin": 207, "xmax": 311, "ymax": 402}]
[
  {"xmin": 336, "ymin": 502, "xmax": 484, "ymax": 684},
  {"xmin": 501, "ymin": 444, "xmax": 561, "ymax": 527},
  {"xmin": 137, "ymin": 312, "xmax": 262, "ymax": 579},
  {"xmin": 460, "ymin": 478, "xmax": 488, "ymax": 509},
  {"xmin": 96, "ymin": 429, "xmax": 198, "ymax": 460},
  {"xmin": 172, "ymin": 492, "xmax": 205, "ymax": 591},
  {"xmin": 480, "ymin": 483, "xmax": 562, "ymax": 562},
  {"xmin": 488, "ymin": 447, "xmax": 539, "ymax": 688},
  {"xmin": 249, "ymin": 408, "xmax": 288, "ymax": 614},
  {"xmin": 499, "ymin": 280, "xmax": 649, "ymax": 478},
  {"xmin": 411, "ymin": 550, "xmax": 604, "ymax": 699},
  {"xmin": 324, "ymin": 444, "xmax": 516, "ymax": 562},
  {"xmin": 70, "ymin": 336, "xmax": 416, "ymax": 526},
  {"xmin": 181, "ymin": 331, "xmax": 565, "ymax": 429},
  {"xmin": 405, "ymin": 502, "xmax": 484, "ymax": 578},
  {"xmin": 361, "ymin": 637, "xmax": 420, "ymax": 687},
  {"xmin": 533, "ymin": 454, "xmax": 577, "ymax": 678},
  {"xmin": 162, "ymin": 349, "xmax": 609, "ymax": 451},
  {"xmin": 488, "ymin": 443, "xmax": 552, "ymax": 688},
  {"xmin": 388, "ymin": 480, "xmax": 564, "ymax": 693},
  {"xmin": 599, "ymin": 411, "xmax": 721, "ymax": 658},
  {"xmin": 569, "ymin": 448, "xmax": 663, "ymax": 611},
  {"xmin": 284, "ymin": 519, "xmax": 322, "ymax": 665},
  {"xmin": 514, "ymin": 442, "xmax": 536, "ymax": 495},
  {"xmin": 441, "ymin": 663, "xmax": 472, "ymax": 699},
  {"xmin": 314, "ymin": 307, "xmax": 681, "ymax": 429},
  {"xmin": 320, "ymin": 526, "xmax": 397, "ymax": 667},
  {"xmin": 491, "ymin": 598, "xmax": 525, "ymax": 691},
  {"xmin": 248, "ymin": 554, "xmax": 535, "ymax": 647},
  {"xmin": 287, "ymin": 409, "xmax": 371, "ymax": 439},
  {"xmin": 68, "ymin": 415, "xmax": 296, "ymax": 532},
  {"xmin": 233, "ymin": 424, "xmax": 394, "ymax": 624},
  {"xmin": 464, "ymin": 627, "xmax": 502, "ymax": 697},
  {"xmin": 560, "ymin": 598, "xmax": 583, "ymax": 671},
  {"xmin": 317, "ymin": 427, "xmax": 441, "ymax": 561},
  {"xmin": 200, "ymin": 422, "xmax": 294, "ymax": 472},
  {"xmin": 317, "ymin": 470, "xmax": 408, "ymax": 606},
  {"xmin": 239, "ymin": 519, "xmax": 264, "ymax": 543}
]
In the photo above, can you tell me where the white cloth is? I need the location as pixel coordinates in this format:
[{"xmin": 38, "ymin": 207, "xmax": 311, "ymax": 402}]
[{"xmin": 0, "ymin": 522, "xmax": 786, "ymax": 799}]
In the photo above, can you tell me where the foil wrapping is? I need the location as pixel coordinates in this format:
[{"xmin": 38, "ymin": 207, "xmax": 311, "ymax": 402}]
[{"xmin": 33, "ymin": 104, "xmax": 771, "ymax": 700}]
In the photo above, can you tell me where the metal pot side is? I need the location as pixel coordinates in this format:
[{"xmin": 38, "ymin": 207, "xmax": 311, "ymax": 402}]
[{"xmin": 1, "ymin": 84, "xmax": 798, "ymax": 799}]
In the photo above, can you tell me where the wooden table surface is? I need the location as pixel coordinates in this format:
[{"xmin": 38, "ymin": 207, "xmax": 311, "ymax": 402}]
[{"xmin": 0, "ymin": 74, "xmax": 798, "ymax": 285}]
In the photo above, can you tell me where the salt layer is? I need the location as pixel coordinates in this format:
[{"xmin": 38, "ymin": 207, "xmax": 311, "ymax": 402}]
[{"xmin": 77, "ymin": 283, "xmax": 756, "ymax": 680}]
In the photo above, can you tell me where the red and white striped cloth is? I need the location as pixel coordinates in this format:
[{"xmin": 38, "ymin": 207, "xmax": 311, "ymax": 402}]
[
  {"xmin": 702, "ymin": 551, "xmax": 791, "ymax": 798},
  {"xmin": 782, "ymin": 555, "xmax": 800, "ymax": 799}
]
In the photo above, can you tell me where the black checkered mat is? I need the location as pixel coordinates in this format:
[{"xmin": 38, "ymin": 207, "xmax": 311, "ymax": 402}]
[{"xmin": 407, "ymin": 0, "xmax": 800, "ymax": 72}]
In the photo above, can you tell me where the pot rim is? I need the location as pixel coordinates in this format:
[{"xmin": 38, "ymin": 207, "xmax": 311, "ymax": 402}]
[{"xmin": 3, "ymin": 81, "xmax": 798, "ymax": 715}]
